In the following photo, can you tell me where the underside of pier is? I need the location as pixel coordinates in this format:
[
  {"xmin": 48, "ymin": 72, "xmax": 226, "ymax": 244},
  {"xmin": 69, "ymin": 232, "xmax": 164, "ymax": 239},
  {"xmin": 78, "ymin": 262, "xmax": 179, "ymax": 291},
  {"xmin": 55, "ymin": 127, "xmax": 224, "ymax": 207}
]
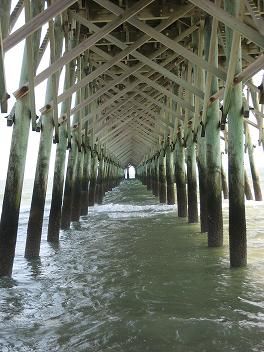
[{"xmin": 0, "ymin": 0, "xmax": 263, "ymax": 276}]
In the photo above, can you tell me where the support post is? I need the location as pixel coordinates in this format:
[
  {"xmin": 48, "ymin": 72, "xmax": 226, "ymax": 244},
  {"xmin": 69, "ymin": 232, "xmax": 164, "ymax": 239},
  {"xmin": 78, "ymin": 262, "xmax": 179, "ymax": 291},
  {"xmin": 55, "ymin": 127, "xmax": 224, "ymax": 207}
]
[
  {"xmin": 166, "ymin": 141, "xmax": 176, "ymax": 205},
  {"xmin": 47, "ymin": 35, "xmax": 76, "ymax": 240},
  {"xmin": 153, "ymin": 155, "xmax": 160, "ymax": 197},
  {"xmin": 186, "ymin": 137, "xmax": 198, "ymax": 223},
  {"xmin": 244, "ymin": 168, "xmax": 253, "ymax": 200},
  {"xmin": 60, "ymin": 138, "xmax": 78, "ymax": 229},
  {"xmin": 25, "ymin": 16, "xmax": 63, "ymax": 257},
  {"xmin": 88, "ymin": 147, "xmax": 98, "ymax": 206},
  {"xmin": 0, "ymin": 1, "xmax": 43, "ymax": 276},
  {"xmin": 80, "ymin": 143, "xmax": 92, "ymax": 216},
  {"xmin": 221, "ymin": 161, "xmax": 229, "ymax": 199},
  {"xmin": 146, "ymin": 162, "xmax": 152, "ymax": 190},
  {"xmin": 245, "ymin": 123, "xmax": 262, "ymax": 201},
  {"xmin": 195, "ymin": 21, "xmax": 208, "ymax": 233},
  {"xmin": 175, "ymin": 128, "xmax": 187, "ymax": 217},
  {"xmin": 97, "ymin": 150, "xmax": 105, "ymax": 204},
  {"xmin": 204, "ymin": 16, "xmax": 223, "ymax": 246},
  {"xmin": 71, "ymin": 141, "xmax": 84, "ymax": 221},
  {"xmin": 185, "ymin": 63, "xmax": 198, "ymax": 223},
  {"xmin": 47, "ymin": 121, "xmax": 68, "ymax": 241},
  {"xmin": 225, "ymin": 0, "xmax": 247, "ymax": 267},
  {"xmin": 61, "ymin": 73, "xmax": 81, "ymax": 227},
  {"xmin": 159, "ymin": 147, "xmax": 167, "ymax": 204}
]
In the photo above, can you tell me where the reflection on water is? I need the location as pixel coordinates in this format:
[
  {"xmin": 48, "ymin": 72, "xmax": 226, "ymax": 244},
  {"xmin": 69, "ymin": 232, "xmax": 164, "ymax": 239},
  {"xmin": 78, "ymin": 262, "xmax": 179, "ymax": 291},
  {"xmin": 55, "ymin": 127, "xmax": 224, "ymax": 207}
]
[{"xmin": 0, "ymin": 180, "xmax": 264, "ymax": 351}]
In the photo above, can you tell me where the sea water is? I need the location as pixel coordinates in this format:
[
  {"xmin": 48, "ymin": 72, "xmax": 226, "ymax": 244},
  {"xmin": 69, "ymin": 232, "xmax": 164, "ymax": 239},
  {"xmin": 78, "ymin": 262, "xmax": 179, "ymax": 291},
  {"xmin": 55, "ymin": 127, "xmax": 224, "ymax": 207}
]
[{"xmin": 0, "ymin": 179, "xmax": 263, "ymax": 351}]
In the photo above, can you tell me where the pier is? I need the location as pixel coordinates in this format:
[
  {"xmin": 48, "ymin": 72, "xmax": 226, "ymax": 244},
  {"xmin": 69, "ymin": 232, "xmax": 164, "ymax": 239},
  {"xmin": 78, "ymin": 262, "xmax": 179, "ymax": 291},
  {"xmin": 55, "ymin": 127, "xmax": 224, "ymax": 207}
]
[{"xmin": 0, "ymin": 0, "xmax": 263, "ymax": 278}]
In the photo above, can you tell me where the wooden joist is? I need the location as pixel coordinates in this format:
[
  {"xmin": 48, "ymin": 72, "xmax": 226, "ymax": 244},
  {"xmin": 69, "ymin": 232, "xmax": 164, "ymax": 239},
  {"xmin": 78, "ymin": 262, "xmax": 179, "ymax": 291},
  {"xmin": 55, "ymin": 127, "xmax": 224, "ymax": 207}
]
[{"xmin": 0, "ymin": 24, "xmax": 8, "ymax": 113}]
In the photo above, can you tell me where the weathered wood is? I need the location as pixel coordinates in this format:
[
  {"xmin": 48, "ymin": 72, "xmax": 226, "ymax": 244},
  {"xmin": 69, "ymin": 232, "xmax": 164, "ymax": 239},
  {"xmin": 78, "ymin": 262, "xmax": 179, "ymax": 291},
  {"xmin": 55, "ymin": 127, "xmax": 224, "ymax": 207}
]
[
  {"xmin": 197, "ymin": 133, "xmax": 208, "ymax": 232},
  {"xmin": 104, "ymin": 159, "xmax": 110, "ymax": 192},
  {"xmin": 193, "ymin": 19, "xmax": 208, "ymax": 233},
  {"xmin": 25, "ymin": 16, "xmax": 63, "ymax": 258},
  {"xmin": 0, "ymin": 1, "xmax": 11, "ymax": 113},
  {"xmin": 60, "ymin": 141, "xmax": 78, "ymax": 229},
  {"xmin": 24, "ymin": 0, "xmax": 37, "ymax": 130},
  {"xmin": 97, "ymin": 152, "xmax": 105, "ymax": 204},
  {"xmin": 0, "ymin": 1, "xmax": 11, "ymax": 39},
  {"xmin": 175, "ymin": 129, "xmax": 187, "ymax": 217},
  {"xmin": 166, "ymin": 143, "xmax": 176, "ymax": 205},
  {"xmin": 244, "ymin": 168, "xmax": 253, "ymax": 200},
  {"xmin": 245, "ymin": 123, "xmax": 263, "ymax": 201},
  {"xmin": 189, "ymin": 0, "xmax": 264, "ymax": 48},
  {"xmin": 186, "ymin": 140, "xmax": 199, "ymax": 223},
  {"xmin": 225, "ymin": 0, "xmax": 247, "ymax": 267},
  {"xmin": 204, "ymin": 15, "xmax": 223, "ymax": 246},
  {"xmin": 159, "ymin": 149, "xmax": 167, "ymax": 204},
  {"xmin": 47, "ymin": 36, "xmax": 76, "ymax": 241},
  {"xmin": 221, "ymin": 161, "xmax": 229, "ymax": 199},
  {"xmin": 185, "ymin": 65, "xmax": 198, "ymax": 224},
  {"xmin": 146, "ymin": 161, "xmax": 152, "ymax": 190},
  {"xmin": 47, "ymin": 122, "xmax": 68, "ymax": 241},
  {"xmin": 71, "ymin": 145, "xmax": 84, "ymax": 221},
  {"xmin": 30, "ymin": 0, "xmax": 154, "ymax": 88},
  {"xmin": 48, "ymin": 15, "xmax": 59, "ymax": 141},
  {"xmin": 3, "ymin": 0, "xmax": 78, "ymax": 52},
  {"xmin": 94, "ymin": 0, "xmax": 226, "ymax": 81},
  {"xmin": 88, "ymin": 148, "xmax": 98, "ymax": 206},
  {"xmin": 153, "ymin": 155, "xmax": 160, "ymax": 197},
  {"xmin": 80, "ymin": 144, "xmax": 92, "ymax": 216},
  {"xmin": 0, "ymin": 0, "xmax": 43, "ymax": 276},
  {"xmin": 9, "ymin": 0, "xmax": 24, "ymax": 31}
]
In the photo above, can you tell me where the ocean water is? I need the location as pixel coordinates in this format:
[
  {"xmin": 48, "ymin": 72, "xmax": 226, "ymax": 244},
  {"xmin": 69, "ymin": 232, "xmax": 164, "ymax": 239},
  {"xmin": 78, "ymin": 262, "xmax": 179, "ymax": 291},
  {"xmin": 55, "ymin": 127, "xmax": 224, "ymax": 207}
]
[{"xmin": 0, "ymin": 178, "xmax": 263, "ymax": 351}]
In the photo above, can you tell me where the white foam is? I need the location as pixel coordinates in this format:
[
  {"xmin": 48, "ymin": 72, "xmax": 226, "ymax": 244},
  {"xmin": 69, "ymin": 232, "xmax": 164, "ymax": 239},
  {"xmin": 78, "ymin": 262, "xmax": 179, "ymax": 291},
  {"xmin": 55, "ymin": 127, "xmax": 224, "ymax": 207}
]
[{"xmin": 90, "ymin": 203, "xmax": 176, "ymax": 219}]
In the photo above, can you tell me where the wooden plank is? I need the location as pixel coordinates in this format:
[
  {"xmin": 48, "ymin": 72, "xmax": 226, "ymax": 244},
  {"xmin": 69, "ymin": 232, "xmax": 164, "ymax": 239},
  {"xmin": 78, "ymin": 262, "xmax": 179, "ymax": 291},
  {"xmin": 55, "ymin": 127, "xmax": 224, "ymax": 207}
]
[
  {"xmin": 98, "ymin": 96, "xmax": 155, "ymax": 140},
  {"xmin": 223, "ymin": 30, "xmax": 241, "ymax": 116},
  {"xmin": 0, "ymin": 24, "xmax": 7, "ymax": 113},
  {"xmin": 189, "ymin": 0, "xmax": 264, "ymax": 48},
  {"xmin": 10, "ymin": 0, "xmax": 24, "ymax": 31},
  {"xmin": 32, "ymin": 0, "xmax": 154, "ymax": 87},
  {"xmin": 72, "ymin": 11, "xmax": 203, "ymax": 100},
  {"xmin": 201, "ymin": 11, "xmax": 219, "ymax": 124},
  {"xmin": 0, "ymin": 0, "xmax": 11, "ymax": 113},
  {"xmin": 48, "ymin": 14, "xmax": 59, "ymax": 141},
  {"xmin": 24, "ymin": 0, "xmax": 37, "ymax": 130},
  {"xmin": 209, "ymin": 54, "xmax": 264, "ymax": 105},
  {"xmin": 53, "ymin": 10, "xmax": 197, "ymax": 113},
  {"xmin": 244, "ymin": 0, "xmax": 264, "ymax": 35},
  {"xmin": 93, "ymin": 0, "xmax": 227, "ymax": 80},
  {"xmin": 3, "ymin": 0, "xmax": 78, "ymax": 52},
  {"xmin": 224, "ymin": 0, "xmax": 246, "ymax": 267}
]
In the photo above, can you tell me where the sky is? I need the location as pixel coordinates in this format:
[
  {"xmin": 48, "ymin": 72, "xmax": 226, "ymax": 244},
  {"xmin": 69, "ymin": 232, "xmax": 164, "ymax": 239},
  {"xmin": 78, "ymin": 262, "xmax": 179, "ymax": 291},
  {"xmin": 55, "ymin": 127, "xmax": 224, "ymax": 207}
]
[{"xmin": 0, "ymin": 2, "xmax": 263, "ymax": 183}]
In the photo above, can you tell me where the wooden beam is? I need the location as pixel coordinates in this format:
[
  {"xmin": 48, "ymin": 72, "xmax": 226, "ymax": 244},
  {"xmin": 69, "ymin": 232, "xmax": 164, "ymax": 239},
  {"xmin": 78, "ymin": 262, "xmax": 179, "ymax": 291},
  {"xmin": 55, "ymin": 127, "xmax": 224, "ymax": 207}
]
[
  {"xmin": 24, "ymin": 0, "xmax": 37, "ymax": 130},
  {"xmin": 52, "ymin": 9, "xmax": 197, "ymax": 115},
  {"xmin": 3, "ymin": 0, "xmax": 78, "ymax": 52},
  {"xmin": 0, "ymin": 0, "xmax": 10, "ymax": 113},
  {"xmin": 208, "ymin": 54, "xmax": 264, "ymax": 104},
  {"xmin": 93, "ymin": 0, "xmax": 227, "ymax": 80},
  {"xmin": 32, "ymin": 0, "xmax": 154, "ymax": 86},
  {"xmin": 48, "ymin": 13, "xmax": 59, "ymax": 141},
  {"xmin": 201, "ymin": 9, "xmax": 219, "ymax": 124},
  {"xmin": 244, "ymin": 0, "xmax": 264, "ymax": 35},
  {"xmin": 223, "ymin": 30, "xmax": 241, "ymax": 115},
  {"xmin": 10, "ymin": 0, "xmax": 24, "ymax": 31},
  {"xmin": 0, "ymin": 21, "xmax": 7, "ymax": 113},
  {"xmin": 72, "ymin": 11, "xmax": 203, "ymax": 99},
  {"xmin": 189, "ymin": 0, "xmax": 264, "ymax": 48}
]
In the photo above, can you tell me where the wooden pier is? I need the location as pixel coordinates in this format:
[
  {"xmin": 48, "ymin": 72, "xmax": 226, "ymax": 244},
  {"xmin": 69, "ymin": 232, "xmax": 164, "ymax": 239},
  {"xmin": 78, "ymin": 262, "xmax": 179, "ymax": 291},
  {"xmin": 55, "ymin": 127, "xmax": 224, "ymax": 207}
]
[{"xmin": 0, "ymin": 0, "xmax": 263, "ymax": 276}]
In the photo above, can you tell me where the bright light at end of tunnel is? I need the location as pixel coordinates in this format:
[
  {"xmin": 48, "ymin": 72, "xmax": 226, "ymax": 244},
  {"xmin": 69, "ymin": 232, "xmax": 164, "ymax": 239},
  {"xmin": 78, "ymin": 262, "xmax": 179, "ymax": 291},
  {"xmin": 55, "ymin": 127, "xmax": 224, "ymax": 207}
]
[{"xmin": 124, "ymin": 166, "xmax": 135, "ymax": 179}]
